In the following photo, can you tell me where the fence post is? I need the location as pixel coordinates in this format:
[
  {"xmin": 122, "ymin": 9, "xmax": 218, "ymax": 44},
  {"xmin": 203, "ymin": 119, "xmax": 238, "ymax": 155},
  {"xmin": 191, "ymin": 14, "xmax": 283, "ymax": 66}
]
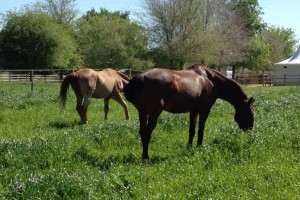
[
  {"xmin": 59, "ymin": 70, "xmax": 63, "ymax": 81},
  {"xmin": 30, "ymin": 70, "xmax": 33, "ymax": 92}
]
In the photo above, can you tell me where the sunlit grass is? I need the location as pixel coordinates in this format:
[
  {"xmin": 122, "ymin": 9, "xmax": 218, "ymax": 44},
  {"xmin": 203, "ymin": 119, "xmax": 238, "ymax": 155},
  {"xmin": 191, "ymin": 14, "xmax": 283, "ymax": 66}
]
[{"xmin": 0, "ymin": 82, "xmax": 299, "ymax": 199}]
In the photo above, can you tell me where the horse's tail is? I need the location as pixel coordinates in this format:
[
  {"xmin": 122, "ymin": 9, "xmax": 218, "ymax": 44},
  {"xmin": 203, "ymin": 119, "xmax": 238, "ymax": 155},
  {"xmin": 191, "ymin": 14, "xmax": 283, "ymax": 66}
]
[
  {"xmin": 123, "ymin": 75, "xmax": 143, "ymax": 103},
  {"xmin": 59, "ymin": 73, "xmax": 77, "ymax": 109}
]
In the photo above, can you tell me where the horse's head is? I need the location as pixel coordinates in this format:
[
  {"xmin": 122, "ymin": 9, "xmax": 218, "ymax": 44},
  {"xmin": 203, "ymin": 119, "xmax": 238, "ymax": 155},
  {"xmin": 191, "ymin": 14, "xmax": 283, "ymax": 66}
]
[{"xmin": 234, "ymin": 97, "xmax": 255, "ymax": 131}]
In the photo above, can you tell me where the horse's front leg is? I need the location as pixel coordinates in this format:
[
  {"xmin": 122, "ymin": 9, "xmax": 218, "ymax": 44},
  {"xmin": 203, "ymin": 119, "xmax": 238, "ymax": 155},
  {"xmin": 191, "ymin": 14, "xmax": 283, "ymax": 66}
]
[
  {"xmin": 188, "ymin": 112, "xmax": 199, "ymax": 147},
  {"xmin": 197, "ymin": 109, "xmax": 211, "ymax": 146}
]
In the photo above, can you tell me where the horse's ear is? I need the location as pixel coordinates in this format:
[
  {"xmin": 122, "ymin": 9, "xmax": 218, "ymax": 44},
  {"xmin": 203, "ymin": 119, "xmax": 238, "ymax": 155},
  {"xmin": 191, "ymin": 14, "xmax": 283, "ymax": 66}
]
[{"xmin": 248, "ymin": 97, "xmax": 255, "ymax": 105}]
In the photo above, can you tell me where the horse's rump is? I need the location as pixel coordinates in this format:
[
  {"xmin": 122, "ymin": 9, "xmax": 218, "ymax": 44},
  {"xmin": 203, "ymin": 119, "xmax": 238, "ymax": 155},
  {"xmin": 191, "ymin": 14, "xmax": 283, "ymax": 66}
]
[
  {"xmin": 59, "ymin": 73, "xmax": 79, "ymax": 108},
  {"xmin": 123, "ymin": 75, "xmax": 143, "ymax": 103}
]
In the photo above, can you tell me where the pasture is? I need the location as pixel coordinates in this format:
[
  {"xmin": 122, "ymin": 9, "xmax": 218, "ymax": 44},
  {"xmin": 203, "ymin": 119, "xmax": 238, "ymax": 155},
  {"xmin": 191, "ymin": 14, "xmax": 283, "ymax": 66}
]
[{"xmin": 0, "ymin": 82, "xmax": 299, "ymax": 199}]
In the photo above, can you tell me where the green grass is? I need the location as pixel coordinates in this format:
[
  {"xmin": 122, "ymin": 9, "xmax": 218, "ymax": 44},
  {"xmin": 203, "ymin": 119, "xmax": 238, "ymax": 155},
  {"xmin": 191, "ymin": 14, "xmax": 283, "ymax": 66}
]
[{"xmin": 0, "ymin": 82, "xmax": 299, "ymax": 199}]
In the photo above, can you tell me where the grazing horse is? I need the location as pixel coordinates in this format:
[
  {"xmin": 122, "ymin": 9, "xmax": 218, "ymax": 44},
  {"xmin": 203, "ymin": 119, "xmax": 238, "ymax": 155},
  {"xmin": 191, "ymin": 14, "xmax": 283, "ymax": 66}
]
[
  {"xmin": 124, "ymin": 63, "xmax": 255, "ymax": 163},
  {"xmin": 59, "ymin": 68, "xmax": 130, "ymax": 124}
]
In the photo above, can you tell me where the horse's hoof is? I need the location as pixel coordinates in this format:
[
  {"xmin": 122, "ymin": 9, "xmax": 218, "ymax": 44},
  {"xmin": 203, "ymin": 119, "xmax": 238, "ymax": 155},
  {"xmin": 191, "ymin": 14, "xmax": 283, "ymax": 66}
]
[{"xmin": 142, "ymin": 158, "xmax": 149, "ymax": 165}]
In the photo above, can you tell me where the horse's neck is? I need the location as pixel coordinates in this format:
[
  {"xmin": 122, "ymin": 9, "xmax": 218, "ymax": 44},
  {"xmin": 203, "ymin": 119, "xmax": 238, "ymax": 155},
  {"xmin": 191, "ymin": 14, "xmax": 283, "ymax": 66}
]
[
  {"xmin": 213, "ymin": 77, "xmax": 247, "ymax": 109},
  {"xmin": 195, "ymin": 66, "xmax": 247, "ymax": 108}
]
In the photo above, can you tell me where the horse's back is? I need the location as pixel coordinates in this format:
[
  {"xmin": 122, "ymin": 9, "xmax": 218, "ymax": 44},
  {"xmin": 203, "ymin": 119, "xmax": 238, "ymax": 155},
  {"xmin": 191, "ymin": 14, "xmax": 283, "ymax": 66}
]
[
  {"xmin": 91, "ymin": 68, "xmax": 129, "ymax": 98},
  {"xmin": 125, "ymin": 68, "xmax": 214, "ymax": 113}
]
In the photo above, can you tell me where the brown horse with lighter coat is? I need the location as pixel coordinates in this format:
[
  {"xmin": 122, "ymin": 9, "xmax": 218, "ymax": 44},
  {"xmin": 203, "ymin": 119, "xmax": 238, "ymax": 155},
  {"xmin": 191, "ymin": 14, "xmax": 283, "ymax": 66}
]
[
  {"xmin": 60, "ymin": 68, "xmax": 130, "ymax": 124},
  {"xmin": 124, "ymin": 63, "xmax": 255, "ymax": 163}
]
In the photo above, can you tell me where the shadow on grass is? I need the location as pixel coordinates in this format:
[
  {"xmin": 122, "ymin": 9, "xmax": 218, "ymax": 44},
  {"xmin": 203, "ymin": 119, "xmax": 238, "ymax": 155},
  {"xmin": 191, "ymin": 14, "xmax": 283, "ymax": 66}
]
[
  {"xmin": 47, "ymin": 120, "xmax": 81, "ymax": 129},
  {"xmin": 73, "ymin": 145, "xmax": 140, "ymax": 170}
]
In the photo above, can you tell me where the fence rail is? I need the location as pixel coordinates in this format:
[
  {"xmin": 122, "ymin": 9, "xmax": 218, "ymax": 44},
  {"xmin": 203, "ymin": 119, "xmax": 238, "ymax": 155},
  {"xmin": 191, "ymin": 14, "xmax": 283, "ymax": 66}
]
[
  {"xmin": 236, "ymin": 72, "xmax": 273, "ymax": 86},
  {"xmin": 0, "ymin": 69, "xmax": 77, "ymax": 82},
  {"xmin": 1, "ymin": 69, "xmax": 300, "ymax": 87},
  {"xmin": 0, "ymin": 68, "xmax": 141, "ymax": 82}
]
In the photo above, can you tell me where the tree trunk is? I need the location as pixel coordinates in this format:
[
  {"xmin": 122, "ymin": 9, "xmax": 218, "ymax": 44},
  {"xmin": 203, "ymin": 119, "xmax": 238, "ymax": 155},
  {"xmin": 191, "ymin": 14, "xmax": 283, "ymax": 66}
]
[{"xmin": 232, "ymin": 65, "xmax": 236, "ymax": 80}]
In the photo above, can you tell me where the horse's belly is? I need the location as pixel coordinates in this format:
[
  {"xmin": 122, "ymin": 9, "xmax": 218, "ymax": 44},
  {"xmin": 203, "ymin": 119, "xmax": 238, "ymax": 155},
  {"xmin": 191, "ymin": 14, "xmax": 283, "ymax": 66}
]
[
  {"xmin": 92, "ymin": 88, "xmax": 111, "ymax": 98},
  {"xmin": 163, "ymin": 100, "xmax": 193, "ymax": 113}
]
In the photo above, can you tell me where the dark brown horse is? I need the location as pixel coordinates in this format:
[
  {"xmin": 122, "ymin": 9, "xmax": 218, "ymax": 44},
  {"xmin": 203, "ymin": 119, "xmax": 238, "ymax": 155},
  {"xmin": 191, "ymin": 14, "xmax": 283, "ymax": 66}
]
[
  {"xmin": 124, "ymin": 63, "xmax": 255, "ymax": 163},
  {"xmin": 60, "ymin": 68, "xmax": 130, "ymax": 124}
]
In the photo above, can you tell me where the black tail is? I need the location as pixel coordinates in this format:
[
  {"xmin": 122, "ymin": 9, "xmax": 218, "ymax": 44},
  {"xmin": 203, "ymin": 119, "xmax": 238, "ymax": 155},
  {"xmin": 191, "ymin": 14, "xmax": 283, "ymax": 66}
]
[{"xmin": 123, "ymin": 75, "xmax": 143, "ymax": 103}]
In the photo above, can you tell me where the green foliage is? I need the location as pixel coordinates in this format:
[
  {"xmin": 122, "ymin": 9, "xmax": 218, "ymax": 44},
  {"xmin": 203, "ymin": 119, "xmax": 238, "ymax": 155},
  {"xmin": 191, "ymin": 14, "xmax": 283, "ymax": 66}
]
[
  {"xmin": 0, "ymin": 10, "xmax": 81, "ymax": 69},
  {"xmin": 265, "ymin": 26, "xmax": 298, "ymax": 59},
  {"xmin": 35, "ymin": 0, "xmax": 78, "ymax": 25},
  {"xmin": 233, "ymin": 0, "xmax": 264, "ymax": 36},
  {"xmin": 76, "ymin": 9, "xmax": 151, "ymax": 69},
  {"xmin": 0, "ymin": 82, "xmax": 299, "ymax": 199},
  {"xmin": 245, "ymin": 26, "xmax": 297, "ymax": 71},
  {"xmin": 247, "ymin": 37, "xmax": 272, "ymax": 71},
  {"xmin": 0, "ymin": 1, "xmax": 298, "ymax": 71}
]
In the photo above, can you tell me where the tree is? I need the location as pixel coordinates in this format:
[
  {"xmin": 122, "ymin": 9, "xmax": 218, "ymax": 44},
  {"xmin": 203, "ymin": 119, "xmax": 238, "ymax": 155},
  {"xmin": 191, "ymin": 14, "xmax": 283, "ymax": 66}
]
[
  {"xmin": 247, "ymin": 36, "xmax": 272, "ymax": 72},
  {"xmin": 263, "ymin": 26, "xmax": 297, "ymax": 61},
  {"xmin": 34, "ymin": 0, "xmax": 78, "ymax": 25},
  {"xmin": 249, "ymin": 26, "xmax": 297, "ymax": 72},
  {"xmin": 204, "ymin": 1, "xmax": 251, "ymax": 68},
  {"xmin": 76, "ymin": 9, "xmax": 151, "ymax": 69},
  {"xmin": 232, "ymin": 0, "xmax": 264, "ymax": 37},
  {"xmin": 140, "ymin": 0, "xmax": 258, "ymax": 69},
  {"xmin": 0, "ymin": 10, "xmax": 81, "ymax": 69},
  {"xmin": 141, "ymin": 0, "xmax": 210, "ymax": 69}
]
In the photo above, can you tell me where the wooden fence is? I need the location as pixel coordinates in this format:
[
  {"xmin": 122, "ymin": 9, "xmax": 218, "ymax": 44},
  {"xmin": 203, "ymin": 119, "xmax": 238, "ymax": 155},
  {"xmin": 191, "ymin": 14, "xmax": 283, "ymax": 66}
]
[
  {"xmin": 236, "ymin": 72, "xmax": 273, "ymax": 86},
  {"xmin": 0, "ymin": 69, "xmax": 141, "ymax": 82},
  {"xmin": 1, "ymin": 69, "xmax": 299, "ymax": 88},
  {"xmin": 0, "ymin": 69, "xmax": 75, "ymax": 82},
  {"xmin": 0, "ymin": 69, "xmax": 141, "ymax": 92}
]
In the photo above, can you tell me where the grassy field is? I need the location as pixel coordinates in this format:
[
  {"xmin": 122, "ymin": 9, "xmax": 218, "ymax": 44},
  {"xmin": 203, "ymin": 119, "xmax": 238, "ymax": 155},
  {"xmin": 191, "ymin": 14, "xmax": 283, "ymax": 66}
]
[{"xmin": 0, "ymin": 82, "xmax": 299, "ymax": 199}]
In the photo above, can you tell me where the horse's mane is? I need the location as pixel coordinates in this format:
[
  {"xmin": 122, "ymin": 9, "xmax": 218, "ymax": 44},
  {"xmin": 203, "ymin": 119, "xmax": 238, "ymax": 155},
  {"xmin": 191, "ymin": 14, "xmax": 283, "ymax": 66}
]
[
  {"xmin": 116, "ymin": 70, "xmax": 130, "ymax": 81},
  {"xmin": 187, "ymin": 63, "xmax": 248, "ymax": 99}
]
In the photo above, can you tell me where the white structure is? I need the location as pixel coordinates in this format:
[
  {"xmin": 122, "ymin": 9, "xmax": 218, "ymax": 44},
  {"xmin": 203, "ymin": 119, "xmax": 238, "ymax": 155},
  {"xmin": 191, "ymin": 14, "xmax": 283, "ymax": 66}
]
[{"xmin": 273, "ymin": 46, "xmax": 300, "ymax": 85}]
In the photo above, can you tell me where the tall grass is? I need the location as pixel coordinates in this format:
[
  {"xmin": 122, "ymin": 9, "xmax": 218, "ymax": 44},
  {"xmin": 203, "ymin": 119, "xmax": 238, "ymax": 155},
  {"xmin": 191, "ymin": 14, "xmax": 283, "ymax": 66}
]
[{"xmin": 0, "ymin": 82, "xmax": 299, "ymax": 199}]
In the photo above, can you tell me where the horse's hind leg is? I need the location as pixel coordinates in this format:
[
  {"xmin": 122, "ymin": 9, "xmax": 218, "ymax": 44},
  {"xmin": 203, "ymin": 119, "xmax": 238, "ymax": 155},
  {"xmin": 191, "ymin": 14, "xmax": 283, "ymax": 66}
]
[
  {"xmin": 104, "ymin": 98, "xmax": 109, "ymax": 120},
  {"xmin": 140, "ymin": 110, "xmax": 161, "ymax": 164},
  {"xmin": 81, "ymin": 97, "xmax": 91, "ymax": 124},
  {"xmin": 112, "ymin": 93, "xmax": 129, "ymax": 120},
  {"xmin": 76, "ymin": 96, "xmax": 90, "ymax": 124},
  {"xmin": 76, "ymin": 96, "xmax": 85, "ymax": 123}
]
